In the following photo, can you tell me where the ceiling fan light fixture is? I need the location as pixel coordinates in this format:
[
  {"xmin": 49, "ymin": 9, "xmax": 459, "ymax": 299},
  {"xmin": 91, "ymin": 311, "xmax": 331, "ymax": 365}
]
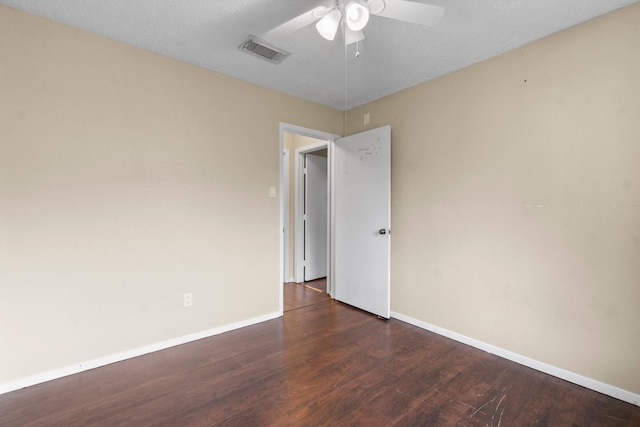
[
  {"xmin": 316, "ymin": 9, "xmax": 342, "ymax": 40},
  {"xmin": 345, "ymin": 2, "xmax": 370, "ymax": 31}
]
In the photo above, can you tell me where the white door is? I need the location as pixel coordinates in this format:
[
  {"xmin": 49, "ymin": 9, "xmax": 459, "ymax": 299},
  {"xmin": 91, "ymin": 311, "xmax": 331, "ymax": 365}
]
[
  {"xmin": 304, "ymin": 153, "xmax": 328, "ymax": 281},
  {"xmin": 333, "ymin": 126, "xmax": 391, "ymax": 318}
]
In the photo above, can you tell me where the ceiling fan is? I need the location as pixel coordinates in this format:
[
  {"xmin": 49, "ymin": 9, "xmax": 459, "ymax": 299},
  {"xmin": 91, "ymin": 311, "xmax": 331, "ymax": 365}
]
[{"xmin": 265, "ymin": 0, "xmax": 445, "ymax": 45}]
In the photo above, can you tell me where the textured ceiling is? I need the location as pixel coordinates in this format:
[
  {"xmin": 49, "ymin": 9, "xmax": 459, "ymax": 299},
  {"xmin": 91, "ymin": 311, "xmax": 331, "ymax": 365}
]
[{"xmin": 1, "ymin": 0, "xmax": 637, "ymax": 109}]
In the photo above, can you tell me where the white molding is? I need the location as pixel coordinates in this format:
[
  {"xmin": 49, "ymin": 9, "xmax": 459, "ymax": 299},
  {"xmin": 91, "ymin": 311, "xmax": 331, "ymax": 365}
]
[
  {"xmin": 278, "ymin": 123, "xmax": 339, "ymax": 142},
  {"xmin": 7, "ymin": 309, "xmax": 636, "ymax": 407},
  {"xmin": 328, "ymin": 139, "xmax": 336, "ymax": 298},
  {"xmin": 0, "ymin": 311, "xmax": 281, "ymax": 396},
  {"xmin": 391, "ymin": 311, "xmax": 640, "ymax": 407}
]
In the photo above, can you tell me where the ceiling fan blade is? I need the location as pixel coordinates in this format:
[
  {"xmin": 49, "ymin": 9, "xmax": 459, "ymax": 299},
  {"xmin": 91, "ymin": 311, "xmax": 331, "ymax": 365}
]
[
  {"xmin": 373, "ymin": 0, "xmax": 444, "ymax": 27},
  {"xmin": 344, "ymin": 28, "xmax": 365, "ymax": 45},
  {"xmin": 265, "ymin": 6, "xmax": 330, "ymax": 38}
]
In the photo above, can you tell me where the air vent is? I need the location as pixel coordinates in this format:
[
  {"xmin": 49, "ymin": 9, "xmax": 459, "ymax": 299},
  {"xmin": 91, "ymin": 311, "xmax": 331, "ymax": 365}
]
[{"xmin": 240, "ymin": 36, "xmax": 289, "ymax": 64}]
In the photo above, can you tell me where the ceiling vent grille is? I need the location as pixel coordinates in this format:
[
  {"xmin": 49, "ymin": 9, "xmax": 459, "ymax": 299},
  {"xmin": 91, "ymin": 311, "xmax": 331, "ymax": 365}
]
[{"xmin": 240, "ymin": 36, "xmax": 289, "ymax": 64}]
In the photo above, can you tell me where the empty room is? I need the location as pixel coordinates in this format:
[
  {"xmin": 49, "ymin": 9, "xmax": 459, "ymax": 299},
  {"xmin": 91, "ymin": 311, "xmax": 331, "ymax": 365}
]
[{"xmin": 1, "ymin": 0, "xmax": 639, "ymax": 425}]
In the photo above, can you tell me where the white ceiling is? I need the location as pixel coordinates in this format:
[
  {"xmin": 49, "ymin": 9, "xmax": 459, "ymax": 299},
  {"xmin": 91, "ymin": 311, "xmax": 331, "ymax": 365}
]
[{"xmin": 2, "ymin": 0, "xmax": 637, "ymax": 109}]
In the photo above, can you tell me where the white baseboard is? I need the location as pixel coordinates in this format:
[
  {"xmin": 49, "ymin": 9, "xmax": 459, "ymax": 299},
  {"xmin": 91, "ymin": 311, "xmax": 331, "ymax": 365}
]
[
  {"xmin": 391, "ymin": 311, "xmax": 640, "ymax": 407},
  {"xmin": 0, "ymin": 311, "xmax": 281, "ymax": 396}
]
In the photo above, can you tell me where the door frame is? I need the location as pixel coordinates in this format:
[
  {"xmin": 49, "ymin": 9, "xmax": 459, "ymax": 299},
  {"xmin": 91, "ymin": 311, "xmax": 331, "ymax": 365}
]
[{"xmin": 278, "ymin": 123, "xmax": 339, "ymax": 314}]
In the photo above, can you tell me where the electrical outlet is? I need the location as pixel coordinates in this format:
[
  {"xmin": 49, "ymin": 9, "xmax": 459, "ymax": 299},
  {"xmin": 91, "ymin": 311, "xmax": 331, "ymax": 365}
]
[{"xmin": 183, "ymin": 292, "xmax": 193, "ymax": 307}]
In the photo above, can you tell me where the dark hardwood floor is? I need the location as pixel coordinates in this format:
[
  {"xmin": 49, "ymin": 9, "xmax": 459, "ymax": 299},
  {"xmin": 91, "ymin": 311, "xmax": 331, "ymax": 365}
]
[{"xmin": 2, "ymin": 283, "xmax": 639, "ymax": 426}]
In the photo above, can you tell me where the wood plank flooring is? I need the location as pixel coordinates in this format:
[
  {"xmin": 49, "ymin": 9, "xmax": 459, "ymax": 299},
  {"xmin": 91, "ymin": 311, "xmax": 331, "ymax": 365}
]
[{"xmin": 1, "ymin": 283, "xmax": 639, "ymax": 426}]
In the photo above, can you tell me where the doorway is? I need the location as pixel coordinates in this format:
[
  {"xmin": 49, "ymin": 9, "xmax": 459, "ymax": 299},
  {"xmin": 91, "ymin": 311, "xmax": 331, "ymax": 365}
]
[
  {"xmin": 289, "ymin": 136, "xmax": 328, "ymax": 283},
  {"xmin": 278, "ymin": 124, "xmax": 338, "ymax": 313},
  {"xmin": 278, "ymin": 123, "xmax": 392, "ymax": 318}
]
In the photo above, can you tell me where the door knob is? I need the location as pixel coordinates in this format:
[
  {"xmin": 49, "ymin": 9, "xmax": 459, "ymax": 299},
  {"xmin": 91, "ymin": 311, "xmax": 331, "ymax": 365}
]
[{"xmin": 378, "ymin": 229, "xmax": 387, "ymax": 235}]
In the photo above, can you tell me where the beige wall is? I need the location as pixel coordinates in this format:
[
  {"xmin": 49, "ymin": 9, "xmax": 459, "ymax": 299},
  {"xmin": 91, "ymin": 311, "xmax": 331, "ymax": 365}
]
[
  {"xmin": 348, "ymin": 4, "xmax": 640, "ymax": 394},
  {"xmin": 0, "ymin": 5, "xmax": 341, "ymax": 386}
]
